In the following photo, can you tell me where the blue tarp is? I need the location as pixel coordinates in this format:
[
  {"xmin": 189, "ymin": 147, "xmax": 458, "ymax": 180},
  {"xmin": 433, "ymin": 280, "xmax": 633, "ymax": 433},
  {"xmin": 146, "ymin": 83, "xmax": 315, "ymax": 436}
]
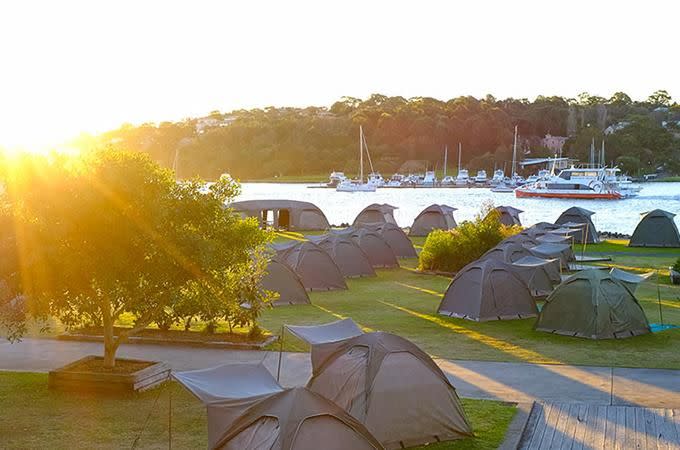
[{"xmin": 649, "ymin": 323, "xmax": 679, "ymax": 333}]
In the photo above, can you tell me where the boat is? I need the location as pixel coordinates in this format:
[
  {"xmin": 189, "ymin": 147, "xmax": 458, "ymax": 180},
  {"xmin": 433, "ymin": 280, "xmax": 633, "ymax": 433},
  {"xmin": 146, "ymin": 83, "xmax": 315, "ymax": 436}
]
[
  {"xmin": 441, "ymin": 175, "xmax": 456, "ymax": 185},
  {"xmin": 490, "ymin": 169, "xmax": 505, "ymax": 186},
  {"xmin": 367, "ymin": 172, "xmax": 385, "ymax": 187},
  {"xmin": 474, "ymin": 170, "xmax": 488, "ymax": 184},
  {"xmin": 515, "ymin": 164, "xmax": 626, "ymax": 199},
  {"xmin": 336, "ymin": 126, "xmax": 377, "ymax": 192},
  {"xmin": 490, "ymin": 183, "xmax": 515, "ymax": 193},
  {"xmin": 386, "ymin": 173, "xmax": 406, "ymax": 187},
  {"xmin": 422, "ymin": 170, "xmax": 436, "ymax": 187},
  {"xmin": 454, "ymin": 143, "xmax": 471, "ymax": 186},
  {"xmin": 327, "ymin": 171, "xmax": 347, "ymax": 187}
]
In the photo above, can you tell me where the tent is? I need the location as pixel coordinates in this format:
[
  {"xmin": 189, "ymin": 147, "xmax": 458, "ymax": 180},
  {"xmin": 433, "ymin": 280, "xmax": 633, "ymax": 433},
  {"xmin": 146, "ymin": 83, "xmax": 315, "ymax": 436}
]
[
  {"xmin": 536, "ymin": 233, "xmax": 572, "ymax": 245},
  {"xmin": 361, "ymin": 222, "xmax": 417, "ymax": 258},
  {"xmin": 334, "ymin": 228, "xmax": 399, "ymax": 268},
  {"xmin": 510, "ymin": 257, "xmax": 559, "ymax": 297},
  {"xmin": 437, "ymin": 259, "xmax": 539, "ymax": 321},
  {"xmin": 353, "ymin": 204, "xmax": 398, "ymax": 226},
  {"xmin": 535, "ymin": 269, "xmax": 650, "ymax": 339},
  {"xmin": 211, "ymin": 387, "xmax": 384, "ymax": 450},
  {"xmin": 230, "ymin": 200, "xmax": 329, "ymax": 231},
  {"xmin": 501, "ymin": 233, "xmax": 540, "ymax": 248},
  {"xmin": 307, "ymin": 332, "xmax": 472, "ymax": 449},
  {"xmin": 479, "ymin": 242, "xmax": 533, "ymax": 263},
  {"xmin": 262, "ymin": 257, "xmax": 311, "ymax": 306},
  {"xmin": 609, "ymin": 268, "xmax": 655, "ymax": 293},
  {"xmin": 409, "ymin": 204, "xmax": 458, "ymax": 236},
  {"xmin": 554, "ymin": 207, "xmax": 599, "ymax": 243},
  {"xmin": 514, "ymin": 255, "xmax": 561, "ymax": 284},
  {"xmin": 308, "ymin": 234, "xmax": 376, "ymax": 278},
  {"xmin": 529, "ymin": 243, "xmax": 574, "ymax": 269},
  {"xmin": 173, "ymin": 363, "xmax": 285, "ymax": 449},
  {"xmin": 273, "ymin": 241, "xmax": 347, "ymax": 291},
  {"xmin": 629, "ymin": 209, "xmax": 680, "ymax": 248},
  {"xmin": 486, "ymin": 206, "xmax": 523, "ymax": 226},
  {"xmin": 286, "ymin": 318, "xmax": 364, "ymax": 345}
]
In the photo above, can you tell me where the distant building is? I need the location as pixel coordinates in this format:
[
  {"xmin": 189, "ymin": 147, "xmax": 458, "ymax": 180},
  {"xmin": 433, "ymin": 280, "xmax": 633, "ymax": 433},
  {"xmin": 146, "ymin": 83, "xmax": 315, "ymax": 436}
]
[
  {"xmin": 195, "ymin": 115, "xmax": 237, "ymax": 134},
  {"xmin": 604, "ymin": 121, "xmax": 630, "ymax": 135},
  {"xmin": 541, "ymin": 134, "xmax": 569, "ymax": 154}
]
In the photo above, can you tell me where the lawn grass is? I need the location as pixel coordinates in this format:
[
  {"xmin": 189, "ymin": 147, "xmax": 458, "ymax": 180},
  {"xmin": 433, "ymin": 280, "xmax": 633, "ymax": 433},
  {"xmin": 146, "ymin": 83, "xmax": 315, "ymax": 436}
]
[
  {"xmin": 241, "ymin": 174, "xmax": 328, "ymax": 183},
  {"xmin": 0, "ymin": 372, "xmax": 515, "ymax": 450}
]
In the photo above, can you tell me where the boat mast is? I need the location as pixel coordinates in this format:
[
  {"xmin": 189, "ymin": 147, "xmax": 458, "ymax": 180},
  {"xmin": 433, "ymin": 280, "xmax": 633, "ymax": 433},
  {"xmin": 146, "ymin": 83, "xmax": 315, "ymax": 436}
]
[
  {"xmin": 590, "ymin": 138, "xmax": 595, "ymax": 166},
  {"xmin": 444, "ymin": 145, "xmax": 448, "ymax": 178},
  {"xmin": 511, "ymin": 125, "xmax": 518, "ymax": 179},
  {"xmin": 359, "ymin": 125, "xmax": 364, "ymax": 183},
  {"xmin": 601, "ymin": 140, "xmax": 605, "ymax": 168},
  {"xmin": 458, "ymin": 142, "xmax": 462, "ymax": 174}
]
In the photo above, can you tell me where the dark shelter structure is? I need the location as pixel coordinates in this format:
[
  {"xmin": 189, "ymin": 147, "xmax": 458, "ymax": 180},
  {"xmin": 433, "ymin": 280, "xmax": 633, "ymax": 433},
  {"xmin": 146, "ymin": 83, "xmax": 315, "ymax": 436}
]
[{"xmin": 230, "ymin": 199, "xmax": 329, "ymax": 231}]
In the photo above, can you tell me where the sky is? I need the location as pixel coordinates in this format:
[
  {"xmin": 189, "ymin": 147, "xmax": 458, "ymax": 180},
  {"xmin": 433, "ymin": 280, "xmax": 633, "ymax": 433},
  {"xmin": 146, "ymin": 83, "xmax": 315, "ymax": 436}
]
[{"xmin": 1, "ymin": 0, "xmax": 679, "ymax": 150}]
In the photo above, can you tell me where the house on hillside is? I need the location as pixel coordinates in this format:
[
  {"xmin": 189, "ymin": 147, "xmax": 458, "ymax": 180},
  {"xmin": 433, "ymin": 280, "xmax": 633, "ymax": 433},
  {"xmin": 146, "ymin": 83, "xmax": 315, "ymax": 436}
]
[
  {"xmin": 541, "ymin": 134, "xmax": 569, "ymax": 155},
  {"xmin": 195, "ymin": 115, "xmax": 237, "ymax": 134}
]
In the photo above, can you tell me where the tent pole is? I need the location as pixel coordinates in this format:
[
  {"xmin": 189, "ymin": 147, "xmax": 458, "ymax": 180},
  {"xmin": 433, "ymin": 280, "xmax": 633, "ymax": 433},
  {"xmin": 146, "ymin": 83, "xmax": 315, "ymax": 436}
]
[
  {"xmin": 657, "ymin": 270, "xmax": 664, "ymax": 325},
  {"xmin": 581, "ymin": 222, "xmax": 588, "ymax": 258},
  {"xmin": 168, "ymin": 384, "xmax": 172, "ymax": 450},
  {"xmin": 277, "ymin": 325, "xmax": 284, "ymax": 382}
]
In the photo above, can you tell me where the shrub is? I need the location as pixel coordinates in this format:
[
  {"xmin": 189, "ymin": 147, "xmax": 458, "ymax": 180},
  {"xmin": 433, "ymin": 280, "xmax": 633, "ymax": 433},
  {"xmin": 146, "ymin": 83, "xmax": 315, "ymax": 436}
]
[
  {"xmin": 672, "ymin": 257, "xmax": 680, "ymax": 273},
  {"xmin": 418, "ymin": 210, "xmax": 521, "ymax": 273}
]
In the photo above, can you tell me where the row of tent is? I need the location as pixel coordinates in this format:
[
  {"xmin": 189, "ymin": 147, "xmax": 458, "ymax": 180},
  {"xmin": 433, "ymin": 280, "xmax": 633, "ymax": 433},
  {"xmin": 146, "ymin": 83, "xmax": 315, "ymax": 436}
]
[
  {"xmin": 436, "ymin": 220, "xmax": 653, "ymax": 339},
  {"xmin": 231, "ymin": 199, "xmax": 679, "ymax": 248},
  {"xmin": 174, "ymin": 319, "xmax": 472, "ymax": 450},
  {"xmin": 262, "ymin": 224, "xmax": 417, "ymax": 306}
]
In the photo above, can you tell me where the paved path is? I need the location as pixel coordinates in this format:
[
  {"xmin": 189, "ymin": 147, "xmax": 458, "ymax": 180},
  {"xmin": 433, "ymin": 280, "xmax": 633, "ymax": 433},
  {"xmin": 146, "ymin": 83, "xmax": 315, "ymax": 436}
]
[
  {"xmin": 518, "ymin": 403, "xmax": 680, "ymax": 449},
  {"xmin": 1, "ymin": 338, "xmax": 679, "ymax": 408}
]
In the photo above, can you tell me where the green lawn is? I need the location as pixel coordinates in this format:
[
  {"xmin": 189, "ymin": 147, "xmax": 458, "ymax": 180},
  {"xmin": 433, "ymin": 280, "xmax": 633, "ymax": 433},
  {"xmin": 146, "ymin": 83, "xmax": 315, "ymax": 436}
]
[
  {"xmin": 0, "ymin": 372, "xmax": 515, "ymax": 450},
  {"xmin": 241, "ymin": 174, "xmax": 328, "ymax": 183}
]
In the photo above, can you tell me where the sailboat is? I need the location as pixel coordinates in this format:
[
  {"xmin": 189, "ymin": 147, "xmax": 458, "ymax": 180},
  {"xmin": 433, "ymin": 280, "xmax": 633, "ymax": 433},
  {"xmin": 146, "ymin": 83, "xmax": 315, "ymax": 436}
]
[
  {"xmin": 491, "ymin": 125, "xmax": 519, "ymax": 193},
  {"xmin": 454, "ymin": 143, "xmax": 470, "ymax": 186},
  {"xmin": 336, "ymin": 126, "xmax": 377, "ymax": 192}
]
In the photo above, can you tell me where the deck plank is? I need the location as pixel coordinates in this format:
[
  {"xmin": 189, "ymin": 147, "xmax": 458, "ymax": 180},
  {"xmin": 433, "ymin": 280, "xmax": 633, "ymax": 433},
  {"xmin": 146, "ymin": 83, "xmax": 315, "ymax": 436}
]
[
  {"xmin": 538, "ymin": 403, "xmax": 563, "ymax": 450},
  {"xmin": 551, "ymin": 403, "xmax": 572, "ymax": 449},
  {"xmin": 592, "ymin": 405, "xmax": 608, "ymax": 450},
  {"xmin": 625, "ymin": 406, "xmax": 637, "ymax": 450},
  {"xmin": 642, "ymin": 408, "xmax": 658, "ymax": 450},
  {"xmin": 605, "ymin": 406, "xmax": 619, "ymax": 450},
  {"xmin": 559, "ymin": 403, "xmax": 581, "ymax": 450},
  {"xmin": 572, "ymin": 403, "xmax": 590, "ymax": 450},
  {"xmin": 526, "ymin": 403, "xmax": 549, "ymax": 450}
]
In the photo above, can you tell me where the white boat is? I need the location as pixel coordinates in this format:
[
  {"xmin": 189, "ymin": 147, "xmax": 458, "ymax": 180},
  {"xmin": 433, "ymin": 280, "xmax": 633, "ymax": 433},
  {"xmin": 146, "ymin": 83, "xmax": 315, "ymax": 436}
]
[
  {"xmin": 525, "ymin": 169, "xmax": 550, "ymax": 184},
  {"xmin": 367, "ymin": 172, "xmax": 385, "ymax": 187},
  {"xmin": 454, "ymin": 143, "xmax": 471, "ymax": 185},
  {"xmin": 515, "ymin": 164, "xmax": 628, "ymax": 200},
  {"xmin": 327, "ymin": 171, "xmax": 347, "ymax": 187},
  {"xmin": 474, "ymin": 170, "xmax": 488, "ymax": 184},
  {"xmin": 490, "ymin": 169, "xmax": 505, "ymax": 186},
  {"xmin": 441, "ymin": 175, "xmax": 456, "ymax": 185},
  {"xmin": 336, "ymin": 126, "xmax": 377, "ymax": 192},
  {"xmin": 386, "ymin": 173, "xmax": 406, "ymax": 187},
  {"xmin": 490, "ymin": 183, "xmax": 515, "ymax": 193},
  {"xmin": 422, "ymin": 170, "xmax": 436, "ymax": 187}
]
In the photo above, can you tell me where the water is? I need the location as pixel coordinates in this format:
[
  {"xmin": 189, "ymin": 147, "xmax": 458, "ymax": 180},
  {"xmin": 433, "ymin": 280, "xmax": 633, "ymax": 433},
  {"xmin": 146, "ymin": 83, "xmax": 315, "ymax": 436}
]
[{"xmin": 235, "ymin": 182, "xmax": 680, "ymax": 234}]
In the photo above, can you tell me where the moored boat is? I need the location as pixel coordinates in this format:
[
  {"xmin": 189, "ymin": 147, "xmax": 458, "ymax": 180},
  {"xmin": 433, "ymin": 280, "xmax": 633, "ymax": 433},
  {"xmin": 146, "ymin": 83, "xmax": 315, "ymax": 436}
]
[{"xmin": 515, "ymin": 165, "xmax": 633, "ymax": 200}]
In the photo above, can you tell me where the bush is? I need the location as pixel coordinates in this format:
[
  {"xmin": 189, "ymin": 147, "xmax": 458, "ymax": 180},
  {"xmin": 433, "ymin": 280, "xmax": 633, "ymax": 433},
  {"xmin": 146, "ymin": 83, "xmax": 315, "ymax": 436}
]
[
  {"xmin": 672, "ymin": 257, "xmax": 680, "ymax": 273},
  {"xmin": 418, "ymin": 211, "xmax": 520, "ymax": 273}
]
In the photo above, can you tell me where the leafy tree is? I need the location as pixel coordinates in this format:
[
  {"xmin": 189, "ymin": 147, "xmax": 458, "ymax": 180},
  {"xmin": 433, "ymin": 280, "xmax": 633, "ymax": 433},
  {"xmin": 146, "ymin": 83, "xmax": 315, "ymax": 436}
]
[
  {"xmin": 0, "ymin": 150, "xmax": 271, "ymax": 367},
  {"xmin": 647, "ymin": 90, "xmax": 672, "ymax": 107}
]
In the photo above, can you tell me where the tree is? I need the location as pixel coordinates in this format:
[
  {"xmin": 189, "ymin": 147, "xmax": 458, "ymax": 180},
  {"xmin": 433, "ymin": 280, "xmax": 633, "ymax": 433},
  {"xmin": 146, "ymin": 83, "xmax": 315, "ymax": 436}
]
[
  {"xmin": 0, "ymin": 150, "xmax": 271, "ymax": 367},
  {"xmin": 647, "ymin": 90, "xmax": 672, "ymax": 108}
]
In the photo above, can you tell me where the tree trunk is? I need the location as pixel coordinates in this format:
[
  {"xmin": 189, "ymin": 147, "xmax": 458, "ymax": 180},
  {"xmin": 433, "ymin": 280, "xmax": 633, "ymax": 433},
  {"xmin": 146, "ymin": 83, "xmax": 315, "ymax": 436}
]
[{"xmin": 101, "ymin": 302, "xmax": 119, "ymax": 368}]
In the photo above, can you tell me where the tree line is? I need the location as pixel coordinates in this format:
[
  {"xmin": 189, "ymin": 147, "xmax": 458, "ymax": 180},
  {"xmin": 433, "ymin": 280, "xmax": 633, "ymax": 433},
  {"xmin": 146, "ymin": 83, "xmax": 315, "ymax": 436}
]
[{"xmin": 93, "ymin": 90, "xmax": 680, "ymax": 179}]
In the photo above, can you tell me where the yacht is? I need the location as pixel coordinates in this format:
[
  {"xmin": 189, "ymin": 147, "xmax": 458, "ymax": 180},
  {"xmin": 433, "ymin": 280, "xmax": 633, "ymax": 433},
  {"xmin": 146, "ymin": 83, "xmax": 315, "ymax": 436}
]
[
  {"xmin": 367, "ymin": 172, "xmax": 385, "ymax": 187},
  {"xmin": 422, "ymin": 170, "xmax": 436, "ymax": 187},
  {"xmin": 455, "ymin": 169, "xmax": 470, "ymax": 186},
  {"xmin": 386, "ymin": 173, "xmax": 405, "ymax": 187},
  {"xmin": 474, "ymin": 170, "xmax": 488, "ymax": 184},
  {"xmin": 337, "ymin": 126, "xmax": 377, "ymax": 192},
  {"xmin": 441, "ymin": 175, "xmax": 456, "ymax": 185},
  {"xmin": 327, "ymin": 171, "xmax": 347, "ymax": 187},
  {"xmin": 490, "ymin": 169, "xmax": 505, "ymax": 186}
]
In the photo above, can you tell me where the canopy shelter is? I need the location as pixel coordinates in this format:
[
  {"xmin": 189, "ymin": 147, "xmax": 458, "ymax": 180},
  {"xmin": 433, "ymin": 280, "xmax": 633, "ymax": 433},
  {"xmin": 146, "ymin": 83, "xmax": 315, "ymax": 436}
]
[
  {"xmin": 510, "ymin": 257, "xmax": 559, "ymax": 297},
  {"xmin": 486, "ymin": 206, "xmax": 523, "ymax": 226},
  {"xmin": 536, "ymin": 233, "xmax": 572, "ymax": 245},
  {"xmin": 353, "ymin": 204, "xmax": 398, "ymax": 226},
  {"xmin": 286, "ymin": 318, "xmax": 364, "ymax": 346},
  {"xmin": 308, "ymin": 234, "xmax": 376, "ymax": 278},
  {"xmin": 230, "ymin": 199, "xmax": 329, "ymax": 231},
  {"xmin": 437, "ymin": 259, "xmax": 538, "ymax": 321},
  {"xmin": 210, "ymin": 387, "xmax": 384, "ymax": 450},
  {"xmin": 629, "ymin": 209, "xmax": 680, "ymax": 248},
  {"xmin": 334, "ymin": 227, "xmax": 399, "ymax": 268},
  {"xmin": 479, "ymin": 242, "xmax": 533, "ymax": 263},
  {"xmin": 531, "ymin": 222, "xmax": 560, "ymax": 231},
  {"xmin": 273, "ymin": 241, "xmax": 347, "ymax": 291},
  {"xmin": 173, "ymin": 363, "xmax": 285, "ymax": 449},
  {"xmin": 307, "ymin": 332, "xmax": 472, "ymax": 449},
  {"xmin": 409, "ymin": 204, "xmax": 458, "ymax": 236},
  {"xmin": 360, "ymin": 222, "xmax": 417, "ymax": 258},
  {"xmin": 535, "ymin": 269, "xmax": 650, "ymax": 339},
  {"xmin": 514, "ymin": 255, "xmax": 561, "ymax": 284},
  {"xmin": 501, "ymin": 233, "xmax": 540, "ymax": 248},
  {"xmin": 529, "ymin": 243, "xmax": 574, "ymax": 269},
  {"xmin": 262, "ymin": 256, "xmax": 311, "ymax": 306},
  {"xmin": 554, "ymin": 207, "xmax": 599, "ymax": 243},
  {"xmin": 609, "ymin": 268, "xmax": 655, "ymax": 293}
]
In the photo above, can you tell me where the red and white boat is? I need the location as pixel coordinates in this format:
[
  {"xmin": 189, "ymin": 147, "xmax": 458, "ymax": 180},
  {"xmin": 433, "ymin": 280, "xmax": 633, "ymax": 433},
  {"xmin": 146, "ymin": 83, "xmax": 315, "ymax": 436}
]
[{"xmin": 515, "ymin": 165, "xmax": 639, "ymax": 200}]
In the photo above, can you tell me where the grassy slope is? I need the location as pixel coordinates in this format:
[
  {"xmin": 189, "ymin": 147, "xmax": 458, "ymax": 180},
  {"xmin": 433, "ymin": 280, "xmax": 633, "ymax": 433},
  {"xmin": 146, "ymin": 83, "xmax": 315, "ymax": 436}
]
[{"xmin": 0, "ymin": 372, "xmax": 515, "ymax": 450}]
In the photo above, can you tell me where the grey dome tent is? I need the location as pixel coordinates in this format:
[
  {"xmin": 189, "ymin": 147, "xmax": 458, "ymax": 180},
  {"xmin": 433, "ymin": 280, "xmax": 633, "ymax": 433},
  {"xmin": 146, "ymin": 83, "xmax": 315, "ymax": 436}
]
[
  {"xmin": 629, "ymin": 209, "xmax": 680, "ymax": 248},
  {"xmin": 555, "ymin": 207, "xmax": 599, "ymax": 243},
  {"xmin": 211, "ymin": 387, "xmax": 384, "ymax": 450},
  {"xmin": 286, "ymin": 318, "xmax": 364, "ymax": 346},
  {"xmin": 514, "ymin": 255, "xmax": 561, "ymax": 284},
  {"xmin": 535, "ymin": 269, "xmax": 650, "ymax": 339},
  {"xmin": 361, "ymin": 222, "xmax": 417, "ymax": 258},
  {"xmin": 501, "ymin": 233, "xmax": 540, "ymax": 248},
  {"xmin": 479, "ymin": 242, "xmax": 533, "ymax": 263},
  {"xmin": 307, "ymin": 234, "xmax": 376, "ymax": 278},
  {"xmin": 510, "ymin": 257, "xmax": 558, "ymax": 297},
  {"xmin": 274, "ymin": 241, "xmax": 347, "ymax": 291},
  {"xmin": 536, "ymin": 233, "xmax": 572, "ymax": 244},
  {"xmin": 529, "ymin": 243, "xmax": 574, "ymax": 269},
  {"xmin": 409, "ymin": 204, "xmax": 457, "ymax": 236},
  {"xmin": 437, "ymin": 259, "xmax": 539, "ymax": 321},
  {"xmin": 609, "ymin": 268, "xmax": 654, "ymax": 293},
  {"xmin": 353, "ymin": 204, "xmax": 398, "ymax": 226},
  {"xmin": 172, "ymin": 363, "xmax": 285, "ymax": 449},
  {"xmin": 307, "ymin": 332, "xmax": 472, "ymax": 449},
  {"xmin": 262, "ymin": 257, "xmax": 311, "ymax": 306},
  {"xmin": 230, "ymin": 199, "xmax": 330, "ymax": 231},
  {"xmin": 334, "ymin": 228, "xmax": 399, "ymax": 268},
  {"xmin": 486, "ymin": 206, "xmax": 523, "ymax": 226}
]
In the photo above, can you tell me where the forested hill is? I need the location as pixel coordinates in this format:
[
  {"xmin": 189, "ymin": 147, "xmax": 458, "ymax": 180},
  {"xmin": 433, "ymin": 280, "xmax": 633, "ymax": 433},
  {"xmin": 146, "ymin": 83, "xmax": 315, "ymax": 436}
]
[{"xmin": 96, "ymin": 91, "xmax": 680, "ymax": 180}]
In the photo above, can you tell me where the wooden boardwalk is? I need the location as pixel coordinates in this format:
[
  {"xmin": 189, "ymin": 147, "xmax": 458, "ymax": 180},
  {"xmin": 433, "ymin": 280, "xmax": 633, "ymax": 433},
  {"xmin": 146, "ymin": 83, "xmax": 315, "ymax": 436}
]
[{"xmin": 519, "ymin": 402, "xmax": 680, "ymax": 449}]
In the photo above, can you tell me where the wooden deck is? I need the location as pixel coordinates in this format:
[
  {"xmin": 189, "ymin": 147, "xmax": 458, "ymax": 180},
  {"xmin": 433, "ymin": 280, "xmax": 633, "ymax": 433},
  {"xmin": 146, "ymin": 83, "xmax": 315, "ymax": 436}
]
[{"xmin": 519, "ymin": 402, "xmax": 680, "ymax": 449}]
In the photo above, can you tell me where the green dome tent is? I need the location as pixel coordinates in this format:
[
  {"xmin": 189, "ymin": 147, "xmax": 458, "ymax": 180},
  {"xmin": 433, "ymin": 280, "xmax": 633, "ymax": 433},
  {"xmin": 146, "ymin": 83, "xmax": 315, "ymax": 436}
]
[
  {"xmin": 629, "ymin": 209, "xmax": 680, "ymax": 248},
  {"xmin": 409, "ymin": 204, "xmax": 457, "ymax": 236},
  {"xmin": 554, "ymin": 207, "xmax": 599, "ymax": 243},
  {"xmin": 262, "ymin": 257, "xmax": 311, "ymax": 306},
  {"xmin": 308, "ymin": 234, "xmax": 376, "ymax": 278},
  {"xmin": 535, "ymin": 269, "xmax": 650, "ymax": 339}
]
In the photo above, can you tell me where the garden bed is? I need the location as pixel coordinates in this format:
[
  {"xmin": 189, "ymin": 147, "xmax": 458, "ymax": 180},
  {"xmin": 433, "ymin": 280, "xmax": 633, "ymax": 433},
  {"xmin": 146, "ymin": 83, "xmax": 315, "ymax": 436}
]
[
  {"xmin": 59, "ymin": 326, "xmax": 277, "ymax": 350},
  {"xmin": 48, "ymin": 356, "xmax": 170, "ymax": 394}
]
